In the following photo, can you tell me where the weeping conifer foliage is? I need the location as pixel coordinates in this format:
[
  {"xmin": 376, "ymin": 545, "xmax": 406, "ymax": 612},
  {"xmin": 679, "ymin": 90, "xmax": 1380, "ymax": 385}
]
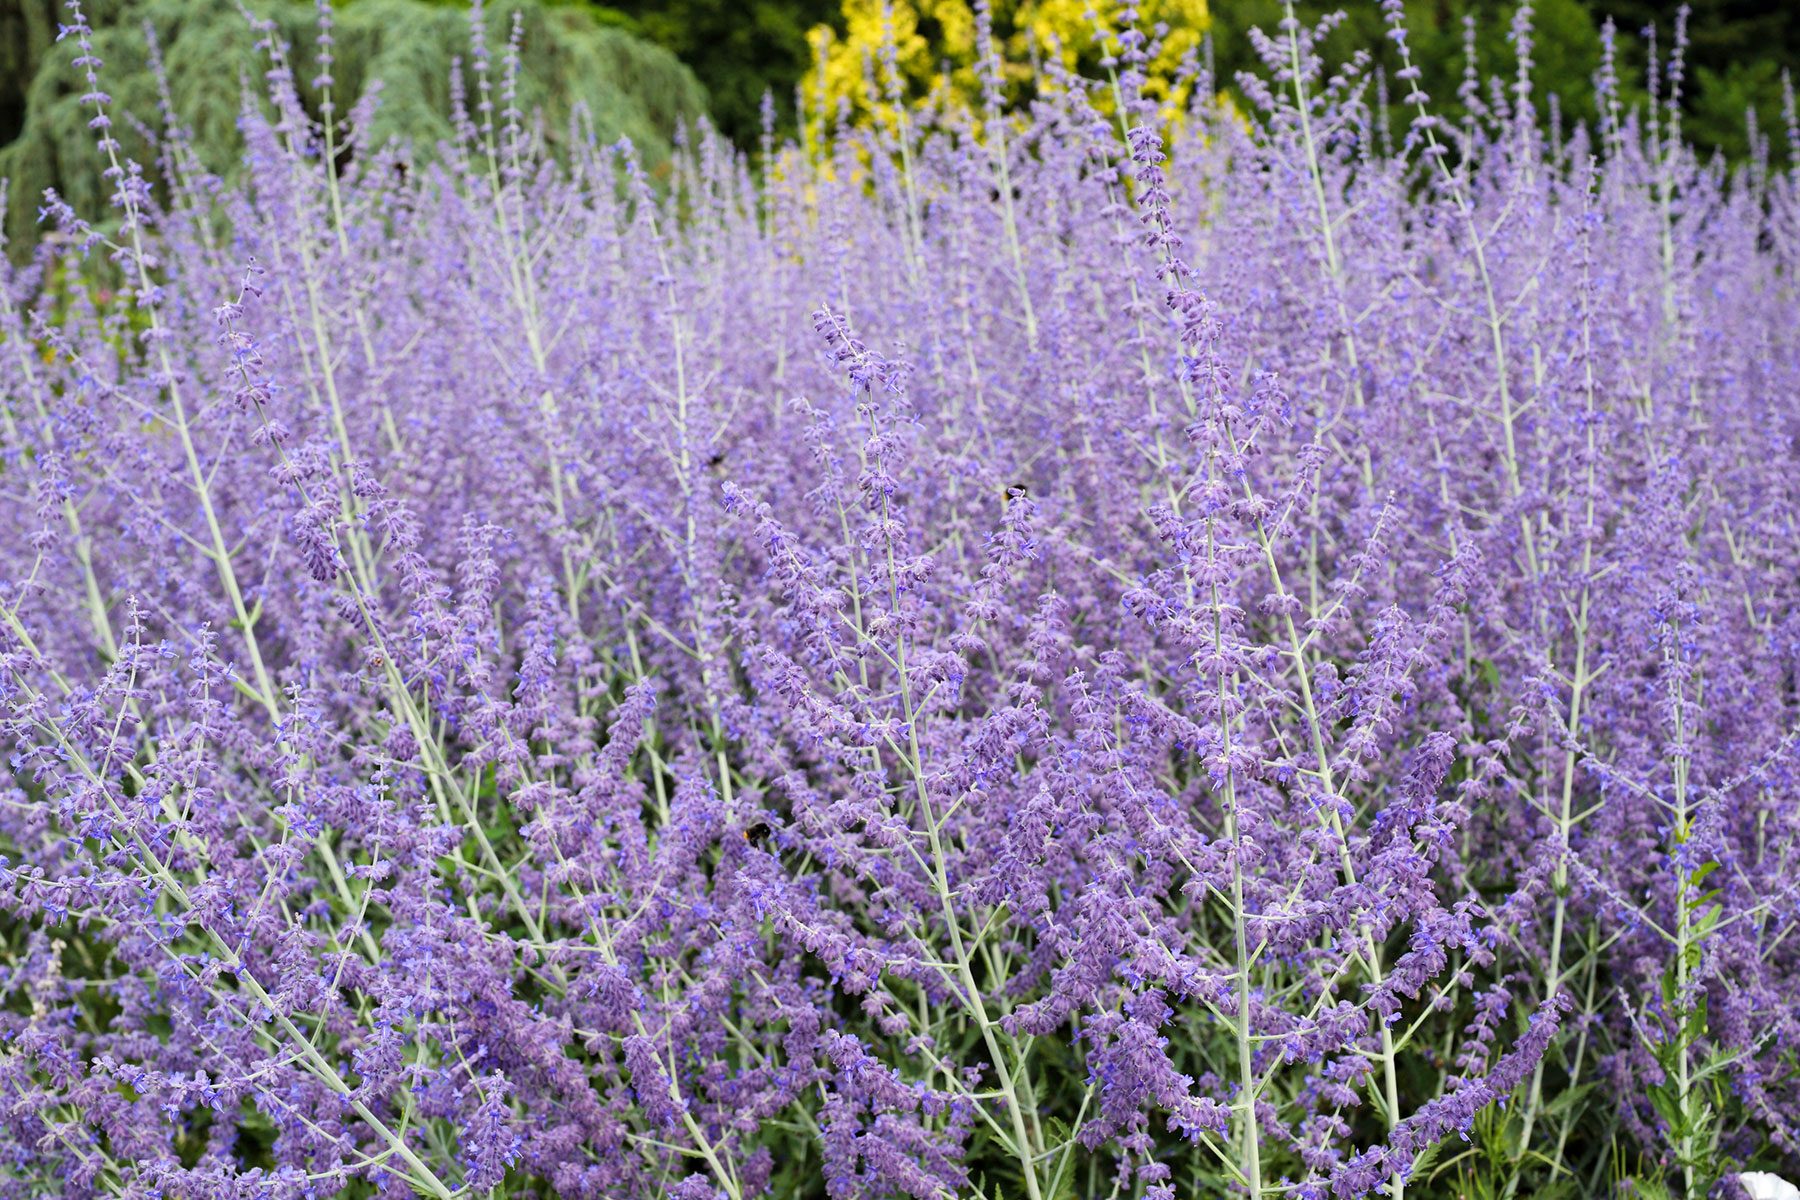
[{"xmin": 0, "ymin": 0, "xmax": 706, "ymax": 250}]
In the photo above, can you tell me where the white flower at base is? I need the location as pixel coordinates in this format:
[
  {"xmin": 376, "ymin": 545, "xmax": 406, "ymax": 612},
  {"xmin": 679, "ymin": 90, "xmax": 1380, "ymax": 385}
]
[{"xmin": 1739, "ymin": 1173, "xmax": 1800, "ymax": 1200}]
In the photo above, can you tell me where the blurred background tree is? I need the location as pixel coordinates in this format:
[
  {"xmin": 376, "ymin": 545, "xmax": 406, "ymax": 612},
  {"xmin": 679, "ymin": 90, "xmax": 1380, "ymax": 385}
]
[
  {"xmin": 2, "ymin": 0, "xmax": 1794, "ymax": 252},
  {"xmin": 0, "ymin": 0, "xmax": 704, "ymax": 250},
  {"xmin": 602, "ymin": 0, "xmax": 841, "ymax": 144}
]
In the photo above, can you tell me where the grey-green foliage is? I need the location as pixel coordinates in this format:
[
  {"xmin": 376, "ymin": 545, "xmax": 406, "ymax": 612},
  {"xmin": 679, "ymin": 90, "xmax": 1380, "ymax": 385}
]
[{"xmin": 0, "ymin": 0, "xmax": 705, "ymax": 249}]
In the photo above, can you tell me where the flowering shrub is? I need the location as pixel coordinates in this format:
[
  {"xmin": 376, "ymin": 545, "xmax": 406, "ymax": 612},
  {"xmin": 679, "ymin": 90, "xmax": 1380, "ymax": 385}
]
[
  {"xmin": 1, "ymin": 2, "xmax": 1797, "ymax": 1198},
  {"xmin": 804, "ymin": 0, "xmax": 1208, "ymax": 131}
]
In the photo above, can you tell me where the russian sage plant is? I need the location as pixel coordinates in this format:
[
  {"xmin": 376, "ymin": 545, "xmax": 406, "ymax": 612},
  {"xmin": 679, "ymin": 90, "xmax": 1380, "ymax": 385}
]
[{"xmin": 0, "ymin": 1, "xmax": 1796, "ymax": 1198}]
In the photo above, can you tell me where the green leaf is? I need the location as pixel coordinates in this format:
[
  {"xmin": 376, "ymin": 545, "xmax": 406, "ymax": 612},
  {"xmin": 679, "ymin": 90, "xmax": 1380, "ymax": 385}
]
[
  {"xmin": 1626, "ymin": 1175, "xmax": 1676, "ymax": 1200},
  {"xmin": 1409, "ymin": 1133, "xmax": 1448, "ymax": 1182},
  {"xmin": 1646, "ymin": 1083, "xmax": 1682, "ymax": 1132},
  {"xmin": 1542, "ymin": 1079, "xmax": 1598, "ymax": 1118}
]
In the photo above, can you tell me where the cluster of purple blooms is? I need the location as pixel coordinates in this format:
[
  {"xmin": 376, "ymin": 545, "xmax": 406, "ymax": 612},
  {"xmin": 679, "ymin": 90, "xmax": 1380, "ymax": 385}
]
[{"xmin": 0, "ymin": 0, "xmax": 1797, "ymax": 1196}]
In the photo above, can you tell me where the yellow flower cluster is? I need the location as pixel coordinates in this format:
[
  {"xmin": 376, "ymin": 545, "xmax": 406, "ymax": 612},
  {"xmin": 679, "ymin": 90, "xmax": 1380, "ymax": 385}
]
[{"xmin": 803, "ymin": 0, "xmax": 1209, "ymax": 132}]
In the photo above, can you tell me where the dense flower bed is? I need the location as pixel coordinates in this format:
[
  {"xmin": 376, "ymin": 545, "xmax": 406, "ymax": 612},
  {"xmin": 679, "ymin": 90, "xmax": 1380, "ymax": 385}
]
[{"xmin": 1, "ymin": 2, "xmax": 1796, "ymax": 1197}]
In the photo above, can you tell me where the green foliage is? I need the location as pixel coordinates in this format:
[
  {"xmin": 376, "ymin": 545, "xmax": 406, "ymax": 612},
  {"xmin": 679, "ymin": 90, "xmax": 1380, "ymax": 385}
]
[
  {"xmin": 603, "ymin": 0, "xmax": 842, "ymax": 147},
  {"xmin": 1638, "ymin": 862, "xmax": 1735, "ymax": 1200},
  {"xmin": 1201, "ymin": 0, "xmax": 1791, "ymax": 167},
  {"xmin": 398, "ymin": 0, "xmax": 840, "ymax": 144},
  {"xmin": 1204, "ymin": 0, "xmax": 1606, "ymax": 135},
  {"xmin": 1444, "ymin": 1092, "xmax": 1591, "ymax": 1200},
  {"xmin": 1688, "ymin": 59, "xmax": 1789, "ymax": 163},
  {"xmin": 0, "ymin": 0, "xmax": 704, "ymax": 250}
]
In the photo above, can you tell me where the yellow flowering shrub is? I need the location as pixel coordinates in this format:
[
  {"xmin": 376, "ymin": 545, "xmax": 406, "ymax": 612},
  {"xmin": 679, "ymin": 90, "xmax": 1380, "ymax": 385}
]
[{"xmin": 804, "ymin": 0, "xmax": 1209, "ymax": 131}]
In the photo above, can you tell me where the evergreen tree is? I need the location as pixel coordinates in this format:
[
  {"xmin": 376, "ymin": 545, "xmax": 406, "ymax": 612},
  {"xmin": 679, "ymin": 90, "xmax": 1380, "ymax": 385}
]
[{"xmin": 0, "ymin": 0, "xmax": 704, "ymax": 250}]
